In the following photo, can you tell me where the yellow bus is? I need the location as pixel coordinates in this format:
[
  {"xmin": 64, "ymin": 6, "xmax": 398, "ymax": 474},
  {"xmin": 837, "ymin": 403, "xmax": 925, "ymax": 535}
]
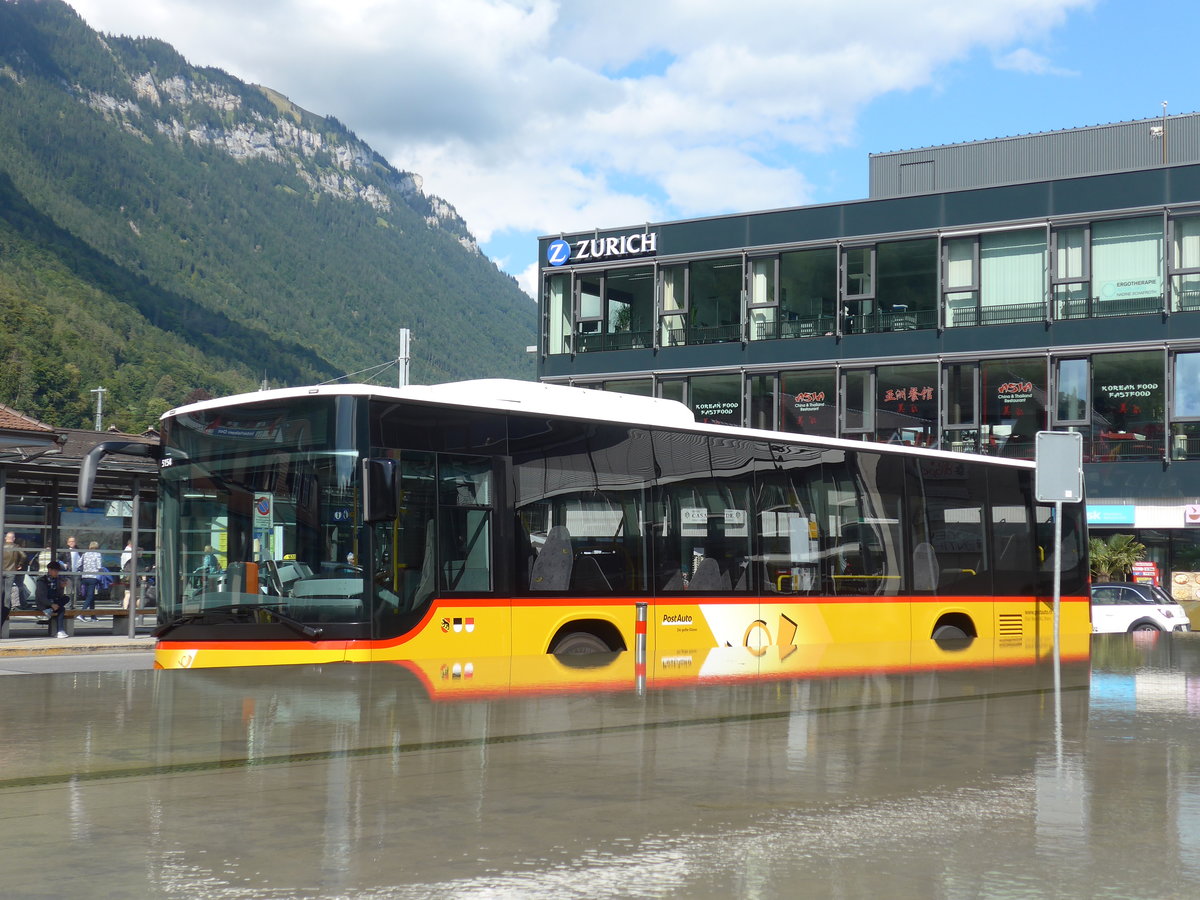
[{"xmin": 79, "ymin": 379, "xmax": 1091, "ymax": 669}]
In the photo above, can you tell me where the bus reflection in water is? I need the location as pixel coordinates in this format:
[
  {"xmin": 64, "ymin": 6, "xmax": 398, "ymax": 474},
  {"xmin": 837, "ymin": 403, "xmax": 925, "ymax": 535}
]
[{"xmin": 78, "ymin": 379, "xmax": 1091, "ymax": 670}]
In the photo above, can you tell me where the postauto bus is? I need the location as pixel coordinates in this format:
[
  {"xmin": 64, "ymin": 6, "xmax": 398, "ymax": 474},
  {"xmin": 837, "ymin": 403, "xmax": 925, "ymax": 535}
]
[{"xmin": 78, "ymin": 380, "xmax": 1090, "ymax": 669}]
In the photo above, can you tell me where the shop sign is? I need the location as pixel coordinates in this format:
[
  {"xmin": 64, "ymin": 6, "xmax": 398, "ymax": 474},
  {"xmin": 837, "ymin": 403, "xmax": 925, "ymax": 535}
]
[
  {"xmin": 547, "ymin": 233, "xmax": 658, "ymax": 267},
  {"xmin": 1087, "ymin": 504, "xmax": 1136, "ymax": 525}
]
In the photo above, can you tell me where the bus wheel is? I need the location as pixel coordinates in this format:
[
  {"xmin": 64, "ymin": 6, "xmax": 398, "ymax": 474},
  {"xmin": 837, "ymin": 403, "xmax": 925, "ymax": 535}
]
[
  {"xmin": 932, "ymin": 624, "xmax": 969, "ymax": 640},
  {"xmin": 551, "ymin": 631, "xmax": 610, "ymax": 655}
]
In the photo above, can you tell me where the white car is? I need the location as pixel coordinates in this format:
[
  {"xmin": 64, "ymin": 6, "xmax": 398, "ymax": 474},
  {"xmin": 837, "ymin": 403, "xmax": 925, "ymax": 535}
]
[{"xmin": 1090, "ymin": 582, "xmax": 1192, "ymax": 633}]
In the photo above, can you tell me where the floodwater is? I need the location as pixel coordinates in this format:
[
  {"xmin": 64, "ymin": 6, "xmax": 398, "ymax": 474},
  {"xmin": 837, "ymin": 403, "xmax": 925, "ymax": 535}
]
[{"xmin": 3, "ymin": 635, "xmax": 1200, "ymax": 899}]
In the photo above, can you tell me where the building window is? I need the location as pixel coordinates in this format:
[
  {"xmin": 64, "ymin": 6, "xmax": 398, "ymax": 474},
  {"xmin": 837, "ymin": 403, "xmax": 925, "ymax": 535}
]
[
  {"xmin": 1169, "ymin": 216, "xmax": 1200, "ymax": 312},
  {"xmin": 1170, "ymin": 351, "xmax": 1200, "ymax": 459},
  {"xmin": 1051, "ymin": 225, "xmax": 1090, "ymax": 317},
  {"xmin": 841, "ymin": 369, "xmax": 874, "ymax": 435},
  {"xmin": 943, "ymin": 236, "xmax": 979, "ymax": 328},
  {"xmin": 780, "ymin": 370, "xmax": 837, "ymax": 437},
  {"xmin": 875, "ymin": 363, "xmax": 938, "ymax": 445},
  {"xmin": 604, "ymin": 378, "xmax": 654, "ymax": 397},
  {"xmin": 689, "ymin": 373, "xmax": 742, "ymax": 426},
  {"xmin": 659, "ymin": 265, "xmax": 688, "ymax": 346},
  {"xmin": 1089, "ymin": 216, "xmax": 1164, "ymax": 318},
  {"xmin": 841, "ymin": 245, "xmax": 875, "ymax": 333},
  {"xmin": 575, "ymin": 274, "xmax": 603, "ymax": 348},
  {"xmin": 877, "ymin": 239, "xmax": 938, "ymax": 332},
  {"xmin": 981, "ymin": 358, "xmax": 1046, "ymax": 458},
  {"xmin": 1054, "ymin": 358, "xmax": 1090, "ymax": 425},
  {"xmin": 545, "ymin": 273, "xmax": 571, "ymax": 355},
  {"xmin": 779, "ymin": 247, "xmax": 838, "ymax": 338},
  {"xmin": 688, "ymin": 257, "xmax": 743, "ymax": 344},
  {"xmin": 945, "ymin": 230, "xmax": 1046, "ymax": 327},
  {"xmin": 1091, "ymin": 350, "xmax": 1164, "ymax": 462},
  {"xmin": 748, "ymin": 374, "xmax": 775, "ymax": 430},
  {"xmin": 942, "ymin": 363, "xmax": 979, "ymax": 453},
  {"xmin": 748, "ymin": 256, "xmax": 777, "ymax": 341}
]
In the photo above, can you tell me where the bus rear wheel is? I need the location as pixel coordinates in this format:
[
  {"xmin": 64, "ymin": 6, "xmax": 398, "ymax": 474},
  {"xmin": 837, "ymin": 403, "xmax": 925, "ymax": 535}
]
[
  {"xmin": 550, "ymin": 631, "xmax": 611, "ymax": 655},
  {"xmin": 932, "ymin": 624, "xmax": 969, "ymax": 640}
]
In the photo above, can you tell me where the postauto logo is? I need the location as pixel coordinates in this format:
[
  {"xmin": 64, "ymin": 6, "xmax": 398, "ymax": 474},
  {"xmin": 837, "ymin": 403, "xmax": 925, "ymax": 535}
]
[{"xmin": 547, "ymin": 232, "xmax": 658, "ymax": 267}]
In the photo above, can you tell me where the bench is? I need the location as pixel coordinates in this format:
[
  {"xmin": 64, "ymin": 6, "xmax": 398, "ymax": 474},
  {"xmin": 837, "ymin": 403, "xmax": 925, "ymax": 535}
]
[{"xmin": 1, "ymin": 606, "xmax": 156, "ymax": 638}]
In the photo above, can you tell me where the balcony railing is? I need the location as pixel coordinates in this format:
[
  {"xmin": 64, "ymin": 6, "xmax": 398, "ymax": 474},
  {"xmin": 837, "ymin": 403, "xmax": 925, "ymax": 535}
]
[
  {"xmin": 947, "ymin": 301, "xmax": 1046, "ymax": 327},
  {"xmin": 1056, "ymin": 294, "xmax": 1163, "ymax": 320},
  {"xmin": 575, "ymin": 330, "xmax": 653, "ymax": 353}
]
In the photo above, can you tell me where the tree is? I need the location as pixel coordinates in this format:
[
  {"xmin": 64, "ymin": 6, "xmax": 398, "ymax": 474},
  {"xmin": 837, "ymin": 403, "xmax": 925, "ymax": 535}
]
[{"xmin": 1089, "ymin": 533, "xmax": 1146, "ymax": 581}]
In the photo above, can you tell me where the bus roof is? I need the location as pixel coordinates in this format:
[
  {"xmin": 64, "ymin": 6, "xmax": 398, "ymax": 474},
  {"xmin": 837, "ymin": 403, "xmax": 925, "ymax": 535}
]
[{"xmin": 162, "ymin": 379, "xmax": 1034, "ymax": 469}]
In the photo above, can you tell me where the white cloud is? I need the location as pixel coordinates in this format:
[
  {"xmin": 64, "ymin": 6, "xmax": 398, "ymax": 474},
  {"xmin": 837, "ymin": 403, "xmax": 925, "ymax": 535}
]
[
  {"xmin": 67, "ymin": 0, "xmax": 1095, "ymax": 294},
  {"xmin": 994, "ymin": 47, "xmax": 1078, "ymax": 77}
]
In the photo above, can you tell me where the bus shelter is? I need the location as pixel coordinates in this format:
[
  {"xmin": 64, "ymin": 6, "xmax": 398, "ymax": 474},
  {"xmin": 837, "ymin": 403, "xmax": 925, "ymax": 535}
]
[{"xmin": 1, "ymin": 405, "xmax": 158, "ymax": 616}]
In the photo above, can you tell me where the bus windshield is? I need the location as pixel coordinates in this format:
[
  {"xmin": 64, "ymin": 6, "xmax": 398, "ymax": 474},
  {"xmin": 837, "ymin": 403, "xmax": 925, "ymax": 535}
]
[{"xmin": 158, "ymin": 395, "xmax": 372, "ymax": 629}]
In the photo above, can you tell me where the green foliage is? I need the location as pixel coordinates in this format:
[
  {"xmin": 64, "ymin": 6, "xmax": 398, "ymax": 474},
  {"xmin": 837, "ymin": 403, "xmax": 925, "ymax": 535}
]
[
  {"xmin": 0, "ymin": 0, "xmax": 536, "ymax": 431},
  {"xmin": 1088, "ymin": 533, "xmax": 1147, "ymax": 581}
]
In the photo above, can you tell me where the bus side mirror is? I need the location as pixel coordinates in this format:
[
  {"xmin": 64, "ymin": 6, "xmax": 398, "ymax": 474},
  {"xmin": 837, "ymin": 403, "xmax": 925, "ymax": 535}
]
[{"xmin": 362, "ymin": 458, "xmax": 398, "ymax": 523}]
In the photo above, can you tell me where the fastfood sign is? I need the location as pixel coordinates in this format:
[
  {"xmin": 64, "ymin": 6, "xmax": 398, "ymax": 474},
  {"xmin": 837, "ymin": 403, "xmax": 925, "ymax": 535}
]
[{"xmin": 547, "ymin": 233, "xmax": 658, "ymax": 266}]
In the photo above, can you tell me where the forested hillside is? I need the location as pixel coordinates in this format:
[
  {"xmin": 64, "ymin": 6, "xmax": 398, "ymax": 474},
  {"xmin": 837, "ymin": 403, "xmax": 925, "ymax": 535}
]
[{"xmin": 0, "ymin": 0, "xmax": 536, "ymax": 430}]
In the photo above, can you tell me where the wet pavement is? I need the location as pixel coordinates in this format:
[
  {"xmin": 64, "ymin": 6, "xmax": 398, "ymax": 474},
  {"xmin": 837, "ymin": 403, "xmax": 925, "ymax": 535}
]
[{"xmin": 3, "ymin": 634, "xmax": 1200, "ymax": 898}]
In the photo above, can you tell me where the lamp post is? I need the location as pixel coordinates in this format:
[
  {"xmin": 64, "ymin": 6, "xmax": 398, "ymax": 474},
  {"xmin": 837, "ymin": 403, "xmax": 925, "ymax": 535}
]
[{"xmin": 90, "ymin": 386, "xmax": 106, "ymax": 431}]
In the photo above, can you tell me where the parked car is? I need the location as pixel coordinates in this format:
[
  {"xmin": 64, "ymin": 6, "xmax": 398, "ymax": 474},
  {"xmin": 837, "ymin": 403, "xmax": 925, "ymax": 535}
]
[{"xmin": 1090, "ymin": 582, "xmax": 1192, "ymax": 633}]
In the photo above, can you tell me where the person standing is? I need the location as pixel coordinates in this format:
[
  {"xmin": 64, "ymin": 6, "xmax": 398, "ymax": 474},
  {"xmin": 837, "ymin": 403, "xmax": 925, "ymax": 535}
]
[
  {"xmin": 62, "ymin": 535, "xmax": 82, "ymax": 603},
  {"xmin": 79, "ymin": 541, "xmax": 103, "ymax": 622},
  {"xmin": 2, "ymin": 532, "xmax": 19, "ymax": 628},
  {"xmin": 36, "ymin": 559, "xmax": 70, "ymax": 638}
]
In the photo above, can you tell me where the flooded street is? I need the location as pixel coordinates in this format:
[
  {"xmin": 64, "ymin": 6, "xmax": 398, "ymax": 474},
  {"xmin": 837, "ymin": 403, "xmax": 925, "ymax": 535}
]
[{"xmin": 3, "ymin": 635, "xmax": 1200, "ymax": 898}]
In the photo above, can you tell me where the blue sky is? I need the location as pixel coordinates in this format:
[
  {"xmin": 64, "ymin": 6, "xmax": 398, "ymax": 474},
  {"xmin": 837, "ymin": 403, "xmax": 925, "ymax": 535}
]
[{"xmin": 67, "ymin": 1, "xmax": 1195, "ymax": 297}]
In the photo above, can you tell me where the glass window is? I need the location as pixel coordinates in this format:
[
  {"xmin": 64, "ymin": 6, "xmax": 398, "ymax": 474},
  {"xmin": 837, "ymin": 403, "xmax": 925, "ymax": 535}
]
[
  {"xmin": 942, "ymin": 364, "xmax": 979, "ymax": 454},
  {"xmin": 688, "ymin": 257, "xmax": 743, "ymax": 344},
  {"xmin": 1091, "ymin": 350, "xmax": 1164, "ymax": 462},
  {"xmin": 1170, "ymin": 216, "xmax": 1200, "ymax": 311},
  {"xmin": 659, "ymin": 265, "xmax": 687, "ymax": 346},
  {"xmin": 1091, "ymin": 216, "xmax": 1164, "ymax": 316},
  {"xmin": 604, "ymin": 378, "xmax": 653, "ymax": 397},
  {"xmin": 603, "ymin": 267, "xmax": 654, "ymax": 350},
  {"xmin": 545, "ymin": 273, "xmax": 570, "ymax": 355},
  {"xmin": 980, "ymin": 358, "xmax": 1046, "ymax": 459},
  {"xmin": 842, "ymin": 370, "xmax": 874, "ymax": 434},
  {"xmin": 748, "ymin": 257, "xmax": 777, "ymax": 341},
  {"xmin": 779, "ymin": 247, "xmax": 838, "ymax": 338},
  {"xmin": 689, "ymin": 373, "xmax": 742, "ymax": 427},
  {"xmin": 748, "ymin": 374, "xmax": 775, "ymax": 431},
  {"xmin": 1056, "ymin": 358, "xmax": 1089, "ymax": 424},
  {"xmin": 877, "ymin": 238, "xmax": 937, "ymax": 331},
  {"xmin": 875, "ymin": 363, "xmax": 937, "ymax": 446},
  {"xmin": 943, "ymin": 237, "xmax": 979, "ymax": 327},
  {"xmin": 650, "ymin": 433, "xmax": 762, "ymax": 595},
  {"xmin": 843, "ymin": 246, "xmax": 874, "ymax": 299},
  {"xmin": 780, "ymin": 370, "xmax": 837, "ymax": 437},
  {"xmin": 913, "ymin": 457, "xmax": 990, "ymax": 595},
  {"xmin": 979, "ymin": 229, "xmax": 1046, "ymax": 324},
  {"xmin": 513, "ymin": 421, "xmax": 652, "ymax": 596}
]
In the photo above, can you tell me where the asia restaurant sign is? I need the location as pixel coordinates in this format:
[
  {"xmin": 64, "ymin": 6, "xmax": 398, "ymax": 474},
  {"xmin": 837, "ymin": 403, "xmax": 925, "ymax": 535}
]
[
  {"xmin": 546, "ymin": 233, "xmax": 658, "ymax": 267},
  {"xmin": 883, "ymin": 385, "xmax": 935, "ymax": 414},
  {"xmin": 991, "ymin": 380, "xmax": 1037, "ymax": 420}
]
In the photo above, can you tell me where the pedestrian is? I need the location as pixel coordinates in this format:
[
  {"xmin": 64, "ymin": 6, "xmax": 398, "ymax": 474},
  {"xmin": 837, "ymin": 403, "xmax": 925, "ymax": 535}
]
[
  {"xmin": 36, "ymin": 559, "xmax": 70, "ymax": 638},
  {"xmin": 13, "ymin": 537, "xmax": 34, "ymax": 609},
  {"xmin": 79, "ymin": 541, "xmax": 103, "ymax": 622},
  {"xmin": 62, "ymin": 535, "xmax": 82, "ymax": 602},
  {"xmin": 2, "ymin": 531, "xmax": 19, "ymax": 628}
]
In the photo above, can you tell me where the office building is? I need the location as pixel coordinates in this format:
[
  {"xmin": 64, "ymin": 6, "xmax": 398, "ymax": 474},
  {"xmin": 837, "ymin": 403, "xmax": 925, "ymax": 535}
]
[{"xmin": 536, "ymin": 111, "xmax": 1200, "ymax": 582}]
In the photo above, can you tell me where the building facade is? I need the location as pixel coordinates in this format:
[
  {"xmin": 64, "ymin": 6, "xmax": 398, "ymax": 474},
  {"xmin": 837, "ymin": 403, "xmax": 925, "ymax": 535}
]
[{"xmin": 536, "ymin": 112, "xmax": 1200, "ymax": 586}]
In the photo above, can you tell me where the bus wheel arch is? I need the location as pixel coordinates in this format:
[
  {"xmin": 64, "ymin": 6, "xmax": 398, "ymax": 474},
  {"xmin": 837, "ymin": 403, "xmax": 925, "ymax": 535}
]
[
  {"xmin": 931, "ymin": 613, "xmax": 976, "ymax": 641},
  {"xmin": 548, "ymin": 620, "xmax": 626, "ymax": 655}
]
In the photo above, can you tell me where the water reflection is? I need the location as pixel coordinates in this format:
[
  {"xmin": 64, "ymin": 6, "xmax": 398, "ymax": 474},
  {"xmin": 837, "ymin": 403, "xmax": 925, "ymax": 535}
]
[{"xmin": 4, "ymin": 636, "xmax": 1200, "ymax": 898}]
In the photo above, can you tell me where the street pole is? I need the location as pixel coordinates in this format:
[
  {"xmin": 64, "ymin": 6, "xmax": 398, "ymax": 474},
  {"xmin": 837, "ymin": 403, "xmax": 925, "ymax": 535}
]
[{"xmin": 91, "ymin": 386, "xmax": 106, "ymax": 432}]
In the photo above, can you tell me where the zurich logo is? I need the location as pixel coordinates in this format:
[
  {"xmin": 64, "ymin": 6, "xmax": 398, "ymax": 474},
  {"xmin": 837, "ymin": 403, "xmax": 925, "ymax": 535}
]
[{"xmin": 547, "ymin": 239, "xmax": 570, "ymax": 267}]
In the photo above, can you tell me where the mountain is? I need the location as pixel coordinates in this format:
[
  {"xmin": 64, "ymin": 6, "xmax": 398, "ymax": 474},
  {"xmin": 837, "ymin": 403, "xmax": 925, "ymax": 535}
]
[{"xmin": 0, "ymin": 0, "xmax": 536, "ymax": 431}]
